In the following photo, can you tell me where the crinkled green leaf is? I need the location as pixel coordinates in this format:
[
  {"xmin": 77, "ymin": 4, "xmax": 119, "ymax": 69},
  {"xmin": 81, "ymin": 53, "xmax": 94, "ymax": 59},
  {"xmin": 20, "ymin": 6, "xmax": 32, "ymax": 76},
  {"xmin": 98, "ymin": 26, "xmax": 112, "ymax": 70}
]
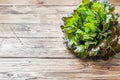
[{"xmin": 61, "ymin": 0, "xmax": 120, "ymax": 59}]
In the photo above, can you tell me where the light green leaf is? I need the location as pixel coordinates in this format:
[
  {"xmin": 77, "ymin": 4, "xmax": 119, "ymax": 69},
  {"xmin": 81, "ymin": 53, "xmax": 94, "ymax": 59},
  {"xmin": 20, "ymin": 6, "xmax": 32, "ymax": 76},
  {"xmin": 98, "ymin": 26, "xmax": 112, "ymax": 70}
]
[{"xmin": 82, "ymin": 0, "xmax": 90, "ymax": 4}]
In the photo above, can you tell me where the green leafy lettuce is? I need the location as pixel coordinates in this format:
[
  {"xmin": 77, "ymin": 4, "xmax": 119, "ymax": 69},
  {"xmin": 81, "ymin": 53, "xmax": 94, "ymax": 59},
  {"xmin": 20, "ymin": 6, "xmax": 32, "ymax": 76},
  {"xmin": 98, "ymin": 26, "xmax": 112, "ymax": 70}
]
[{"xmin": 61, "ymin": 0, "xmax": 120, "ymax": 59}]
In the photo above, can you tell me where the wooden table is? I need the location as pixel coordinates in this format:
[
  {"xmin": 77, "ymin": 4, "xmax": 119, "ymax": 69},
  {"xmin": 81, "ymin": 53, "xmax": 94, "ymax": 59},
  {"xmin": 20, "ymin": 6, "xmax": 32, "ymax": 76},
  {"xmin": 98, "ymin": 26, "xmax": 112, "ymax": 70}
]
[{"xmin": 0, "ymin": 0, "xmax": 120, "ymax": 80}]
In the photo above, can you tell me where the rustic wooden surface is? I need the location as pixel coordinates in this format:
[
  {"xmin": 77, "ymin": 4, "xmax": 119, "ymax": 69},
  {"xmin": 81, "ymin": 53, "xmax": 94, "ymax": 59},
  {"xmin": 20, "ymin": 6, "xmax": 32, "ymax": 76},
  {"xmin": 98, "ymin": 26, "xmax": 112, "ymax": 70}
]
[{"xmin": 0, "ymin": 0, "xmax": 120, "ymax": 80}]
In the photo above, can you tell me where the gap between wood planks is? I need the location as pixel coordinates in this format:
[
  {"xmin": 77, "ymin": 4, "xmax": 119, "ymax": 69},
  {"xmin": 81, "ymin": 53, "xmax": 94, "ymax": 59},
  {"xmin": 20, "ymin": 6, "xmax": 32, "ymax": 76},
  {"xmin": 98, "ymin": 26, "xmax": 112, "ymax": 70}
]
[{"xmin": 0, "ymin": 57, "xmax": 75, "ymax": 59}]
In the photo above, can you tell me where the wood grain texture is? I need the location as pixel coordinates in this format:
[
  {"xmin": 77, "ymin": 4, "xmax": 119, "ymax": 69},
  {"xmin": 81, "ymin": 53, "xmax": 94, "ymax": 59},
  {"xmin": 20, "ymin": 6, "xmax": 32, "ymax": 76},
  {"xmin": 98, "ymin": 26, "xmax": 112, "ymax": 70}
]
[
  {"xmin": 0, "ymin": 38, "xmax": 75, "ymax": 58},
  {"xmin": 0, "ymin": 0, "xmax": 120, "ymax": 80},
  {"xmin": 0, "ymin": 0, "xmax": 119, "ymax": 6},
  {"xmin": 0, "ymin": 58, "xmax": 120, "ymax": 80},
  {"xmin": 0, "ymin": 5, "xmax": 119, "ymax": 24},
  {"xmin": 0, "ymin": 0, "xmax": 82, "ymax": 5},
  {"xmin": 0, "ymin": 24, "xmax": 63, "ymax": 38}
]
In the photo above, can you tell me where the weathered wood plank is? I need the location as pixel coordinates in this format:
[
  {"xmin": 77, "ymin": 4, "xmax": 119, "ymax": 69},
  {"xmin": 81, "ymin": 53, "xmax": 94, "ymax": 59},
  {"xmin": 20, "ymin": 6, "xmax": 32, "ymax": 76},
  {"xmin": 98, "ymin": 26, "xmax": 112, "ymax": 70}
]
[
  {"xmin": 0, "ymin": 58, "xmax": 119, "ymax": 80},
  {"xmin": 0, "ymin": 31, "xmax": 63, "ymax": 38},
  {"xmin": 0, "ymin": 5, "xmax": 119, "ymax": 15},
  {"xmin": 0, "ymin": 5, "xmax": 119, "ymax": 24},
  {"xmin": 0, "ymin": 24, "xmax": 61, "ymax": 31},
  {"xmin": 0, "ymin": 24, "xmax": 63, "ymax": 37},
  {"xmin": 0, "ymin": 14, "xmax": 62, "ymax": 24},
  {"xmin": 0, "ymin": 0, "xmax": 119, "ymax": 6},
  {"xmin": 0, "ymin": 38, "xmax": 63, "ymax": 48},
  {"xmin": 0, "ymin": 0, "xmax": 82, "ymax": 5},
  {"xmin": 0, "ymin": 5, "xmax": 77, "ymax": 14},
  {"xmin": 0, "ymin": 37, "xmax": 74, "ymax": 58},
  {"xmin": 0, "ymin": 48, "xmax": 74, "ymax": 58},
  {"xmin": 0, "ymin": 13, "xmax": 68, "ymax": 24},
  {"xmin": 0, "ymin": 5, "xmax": 75, "ymax": 24},
  {"xmin": 0, "ymin": 30, "xmax": 63, "ymax": 38}
]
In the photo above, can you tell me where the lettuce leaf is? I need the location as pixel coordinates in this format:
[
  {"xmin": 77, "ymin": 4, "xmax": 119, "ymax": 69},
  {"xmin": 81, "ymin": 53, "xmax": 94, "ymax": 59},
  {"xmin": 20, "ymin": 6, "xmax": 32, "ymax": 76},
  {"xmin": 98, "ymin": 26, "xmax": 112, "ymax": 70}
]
[{"xmin": 61, "ymin": 0, "xmax": 120, "ymax": 60}]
